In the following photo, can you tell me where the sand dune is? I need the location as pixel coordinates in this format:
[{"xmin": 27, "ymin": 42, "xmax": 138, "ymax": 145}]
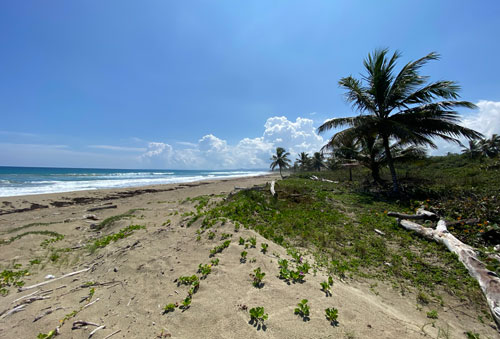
[{"xmin": 0, "ymin": 175, "xmax": 496, "ymax": 338}]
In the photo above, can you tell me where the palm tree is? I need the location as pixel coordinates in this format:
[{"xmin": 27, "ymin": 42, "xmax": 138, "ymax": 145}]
[
  {"xmin": 270, "ymin": 147, "xmax": 291, "ymax": 179},
  {"xmin": 311, "ymin": 152, "xmax": 325, "ymax": 172},
  {"xmin": 461, "ymin": 140, "xmax": 481, "ymax": 159},
  {"xmin": 318, "ymin": 49, "xmax": 482, "ymax": 193},
  {"xmin": 296, "ymin": 152, "xmax": 311, "ymax": 171},
  {"xmin": 479, "ymin": 134, "xmax": 500, "ymax": 157}
]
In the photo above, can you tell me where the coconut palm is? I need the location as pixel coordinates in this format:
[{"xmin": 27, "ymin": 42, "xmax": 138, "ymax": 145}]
[
  {"xmin": 270, "ymin": 147, "xmax": 291, "ymax": 179},
  {"xmin": 461, "ymin": 140, "xmax": 482, "ymax": 159},
  {"xmin": 479, "ymin": 134, "xmax": 500, "ymax": 158},
  {"xmin": 318, "ymin": 49, "xmax": 482, "ymax": 193},
  {"xmin": 311, "ymin": 152, "xmax": 325, "ymax": 171},
  {"xmin": 296, "ymin": 152, "xmax": 311, "ymax": 171}
]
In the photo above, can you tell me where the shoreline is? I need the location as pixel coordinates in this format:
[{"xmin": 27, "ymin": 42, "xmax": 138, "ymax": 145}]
[
  {"xmin": 0, "ymin": 173, "xmax": 278, "ymax": 217},
  {"xmin": 0, "ymin": 170, "xmax": 271, "ymax": 198}
]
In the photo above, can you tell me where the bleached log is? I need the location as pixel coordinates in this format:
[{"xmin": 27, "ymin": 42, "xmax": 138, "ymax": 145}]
[
  {"xmin": 270, "ymin": 181, "xmax": 277, "ymax": 198},
  {"xmin": 72, "ymin": 320, "xmax": 100, "ymax": 329},
  {"xmin": 18, "ymin": 267, "xmax": 91, "ymax": 292},
  {"xmin": 398, "ymin": 218, "xmax": 500, "ymax": 328},
  {"xmin": 33, "ymin": 307, "xmax": 63, "ymax": 322}
]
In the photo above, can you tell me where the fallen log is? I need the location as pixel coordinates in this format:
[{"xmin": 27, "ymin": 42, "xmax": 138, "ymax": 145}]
[
  {"xmin": 393, "ymin": 215, "xmax": 500, "ymax": 328},
  {"xmin": 388, "ymin": 208, "xmax": 438, "ymax": 221}
]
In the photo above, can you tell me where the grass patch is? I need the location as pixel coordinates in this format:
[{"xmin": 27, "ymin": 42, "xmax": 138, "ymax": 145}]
[
  {"xmin": 4, "ymin": 221, "xmax": 58, "ymax": 234},
  {"xmin": 0, "ymin": 230, "xmax": 64, "ymax": 247},
  {"xmin": 200, "ymin": 174, "xmax": 484, "ymax": 305},
  {"xmin": 94, "ymin": 209, "xmax": 143, "ymax": 231},
  {"xmin": 88, "ymin": 224, "xmax": 145, "ymax": 253}
]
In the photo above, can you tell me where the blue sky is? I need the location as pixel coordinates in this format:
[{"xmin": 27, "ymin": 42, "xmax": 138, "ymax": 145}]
[{"xmin": 1, "ymin": 1, "xmax": 499, "ymax": 169}]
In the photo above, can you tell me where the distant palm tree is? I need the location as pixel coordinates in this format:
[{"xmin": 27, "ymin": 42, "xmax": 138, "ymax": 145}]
[
  {"xmin": 461, "ymin": 140, "xmax": 481, "ymax": 159},
  {"xmin": 270, "ymin": 147, "xmax": 291, "ymax": 179},
  {"xmin": 318, "ymin": 49, "xmax": 481, "ymax": 193},
  {"xmin": 296, "ymin": 152, "xmax": 311, "ymax": 171},
  {"xmin": 479, "ymin": 134, "xmax": 500, "ymax": 158},
  {"xmin": 311, "ymin": 152, "xmax": 325, "ymax": 171}
]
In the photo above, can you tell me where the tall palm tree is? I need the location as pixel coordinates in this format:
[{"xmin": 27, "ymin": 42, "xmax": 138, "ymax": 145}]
[
  {"xmin": 311, "ymin": 152, "xmax": 325, "ymax": 171},
  {"xmin": 318, "ymin": 49, "xmax": 482, "ymax": 193},
  {"xmin": 296, "ymin": 152, "xmax": 311, "ymax": 171},
  {"xmin": 270, "ymin": 147, "xmax": 291, "ymax": 179}
]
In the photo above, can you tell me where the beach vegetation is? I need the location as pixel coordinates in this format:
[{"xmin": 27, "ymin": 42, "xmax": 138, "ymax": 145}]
[
  {"xmin": 95, "ymin": 209, "xmax": 143, "ymax": 231},
  {"xmin": 325, "ymin": 307, "xmax": 339, "ymax": 325},
  {"xmin": 247, "ymin": 236, "xmax": 257, "ymax": 248},
  {"xmin": 240, "ymin": 251, "xmax": 248, "ymax": 263},
  {"xmin": 0, "ymin": 230, "xmax": 64, "ymax": 247},
  {"xmin": 177, "ymin": 275, "xmax": 199, "ymax": 286},
  {"xmin": 209, "ymin": 240, "xmax": 231, "ymax": 257},
  {"xmin": 0, "ymin": 266, "xmax": 29, "ymax": 295},
  {"xmin": 208, "ymin": 231, "xmax": 216, "ymax": 240},
  {"xmin": 88, "ymin": 225, "xmax": 145, "ymax": 253},
  {"xmin": 426, "ymin": 310, "xmax": 438, "ymax": 319},
  {"xmin": 249, "ymin": 306, "xmax": 268, "ymax": 326},
  {"xmin": 261, "ymin": 242, "xmax": 269, "ymax": 254},
  {"xmin": 210, "ymin": 258, "xmax": 219, "ymax": 266},
  {"xmin": 320, "ymin": 281, "xmax": 332, "ymax": 297},
  {"xmin": 294, "ymin": 299, "xmax": 310, "ymax": 320},
  {"xmin": 163, "ymin": 303, "xmax": 176, "ymax": 313},
  {"xmin": 180, "ymin": 296, "xmax": 192, "ymax": 310},
  {"xmin": 5, "ymin": 221, "xmax": 58, "ymax": 234},
  {"xmin": 252, "ymin": 267, "xmax": 265, "ymax": 288},
  {"xmin": 220, "ymin": 232, "xmax": 231, "ymax": 240},
  {"xmin": 198, "ymin": 263, "xmax": 212, "ymax": 278}
]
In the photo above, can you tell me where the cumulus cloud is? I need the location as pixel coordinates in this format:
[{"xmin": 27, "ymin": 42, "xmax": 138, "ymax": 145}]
[
  {"xmin": 429, "ymin": 100, "xmax": 500, "ymax": 155},
  {"xmin": 140, "ymin": 116, "xmax": 325, "ymax": 169}
]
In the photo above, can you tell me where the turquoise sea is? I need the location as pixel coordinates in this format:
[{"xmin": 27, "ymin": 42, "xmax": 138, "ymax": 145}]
[{"xmin": 0, "ymin": 166, "xmax": 268, "ymax": 197}]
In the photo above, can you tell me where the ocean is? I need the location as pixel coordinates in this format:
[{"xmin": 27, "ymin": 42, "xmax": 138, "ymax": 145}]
[{"xmin": 0, "ymin": 166, "xmax": 269, "ymax": 197}]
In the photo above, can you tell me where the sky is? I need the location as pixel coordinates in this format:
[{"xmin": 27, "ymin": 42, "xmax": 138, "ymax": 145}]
[{"xmin": 1, "ymin": 1, "xmax": 499, "ymax": 169}]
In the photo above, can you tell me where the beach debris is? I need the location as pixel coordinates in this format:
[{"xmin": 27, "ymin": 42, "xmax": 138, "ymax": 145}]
[
  {"xmin": 374, "ymin": 229, "xmax": 385, "ymax": 236},
  {"xmin": 389, "ymin": 209, "xmax": 500, "ymax": 328},
  {"xmin": 83, "ymin": 214, "xmax": 99, "ymax": 220},
  {"xmin": 18, "ymin": 266, "xmax": 92, "ymax": 292},
  {"xmin": 270, "ymin": 181, "xmax": 277, "ymax": 198},
  {"xmin": 87, "ymin": 205, "xmax": 117, "ymax": 212},
  {"xmin": 0, "ymin": 304, "xmax": 26, "ymax": 319},
  {"xmin": 89, "ymin": 325, "xmax": 106, "ymax": 338},
  {"xmin": 45, "ymin": 274, "xmax": 56, "ymax": 280},
  {"xmin": 72, "ymin": 320, "xmax": 101, "ymax": 330},
  {"xmin": 33, "ymin": 306, "xmax": 63, "ymax": 322},
  {"xmin": 104, "ymin": 329, "xmax": 122, "ymax": 339},
  {"xmin": 83, "ymin": 297, "xmax": 100, "ymax": 309}
]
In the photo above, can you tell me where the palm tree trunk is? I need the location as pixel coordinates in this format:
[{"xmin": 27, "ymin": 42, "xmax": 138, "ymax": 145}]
[
  {"xmin": 382, "ymin": 135, "xmax": 399, "ymax": 193},
  {"xmin": 370, "ymin": 162, "xmax": 383, "ymax": 185},
  {"xmin": 279, "ymin": 166, "xmax": 283, "ymax": 179}
]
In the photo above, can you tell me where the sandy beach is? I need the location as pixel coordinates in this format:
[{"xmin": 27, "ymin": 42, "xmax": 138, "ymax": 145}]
[{"xmin": 0, "ymin": 174, "xmax": 496, "ymax": 338}]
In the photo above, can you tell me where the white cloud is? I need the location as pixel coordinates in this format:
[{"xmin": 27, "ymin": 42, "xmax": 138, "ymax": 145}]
[
  {"xmin": 429, "ymin": 100, "xmax": 500, "ymax": 155},
  {"xmin": 140, "ymin": 116, "xmax": 325, "ymax": 169}
]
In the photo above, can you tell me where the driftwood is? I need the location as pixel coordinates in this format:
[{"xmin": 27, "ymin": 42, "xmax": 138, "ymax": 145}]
[
  {"xmin": 18, "ymin": 267, "xmax": 91, "ymax": 292},
  {"xmin": 103, "ymin": 330, "xmax": 121, "ymax": 339},
  {"xmin": 87, "ymin": 205, "xmax": 117, "ymax": 212},
  {"xmin": 72, "ymin": 320, "xmax": 101, "ymax": 329},
  {"xmin": 34, "ymin": 307, "xmax": 63, "ymax": 322},
  {"xmin": 390, "ymin": 211, "xmax": 500, "ymax": 328},
  {"xmin": 89, "ymin": 325, "xmax": 106, "ymax": 338},
  {"xmin": 270, "ymin": 181, "xmax": 277, "ymax": 198},
  {"xmin": 387, "ymin": 208, "xmax": 439, "ymax": 221}
]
